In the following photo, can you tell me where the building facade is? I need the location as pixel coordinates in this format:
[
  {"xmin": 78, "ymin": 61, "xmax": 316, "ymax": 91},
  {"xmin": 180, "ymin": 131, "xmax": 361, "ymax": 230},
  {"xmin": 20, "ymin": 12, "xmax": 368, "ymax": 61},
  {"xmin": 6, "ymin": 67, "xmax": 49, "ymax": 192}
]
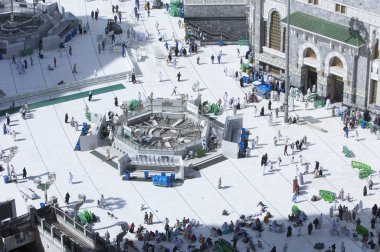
[
  {"xmin": 252, "ymin": 0, "xmax": 380, "ymax": 112},
  {"xmin": 183, "ymin": 0, "xmax": 249, "ymax": 41}
]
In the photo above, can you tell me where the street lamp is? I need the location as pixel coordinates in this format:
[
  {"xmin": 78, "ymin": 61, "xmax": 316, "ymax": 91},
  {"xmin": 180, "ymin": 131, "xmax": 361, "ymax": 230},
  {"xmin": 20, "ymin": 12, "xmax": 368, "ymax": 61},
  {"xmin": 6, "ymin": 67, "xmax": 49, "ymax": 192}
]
[
  {"xmin": 1, "ymin": 146, "xmax": 17, "ymax": 177},
  {"xmin": 284, "ymin": 0, "xmax": 291, "ymax": 123},
  {"xmin": 34, "ymin": 173, "xmax": 56, "ymax": 203}
]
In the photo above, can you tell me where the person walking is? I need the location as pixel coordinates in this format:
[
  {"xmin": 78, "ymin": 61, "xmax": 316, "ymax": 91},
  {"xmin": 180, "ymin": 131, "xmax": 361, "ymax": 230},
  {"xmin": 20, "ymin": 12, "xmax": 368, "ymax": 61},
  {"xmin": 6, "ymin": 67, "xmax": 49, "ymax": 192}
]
[
  {"xmin": 308, "ymin": 222, "xmax": 313, "ymax": 235},
  {"xmin": 177, "ymin": 72, "xmax": 181, "ymax": 81},
  {"xmin": 12, "ymin": 130, "xmax": 16, "ymax": 141},
  {"xmin": 69, "ymin": 45, "xmax": 72, "ymax": 56},
  {"xmin": 343, "ymin": 125, "xmax": 349, "ymax": 138},
  {"xmin": 171, "ymin": 86, "xmax": 177, "ymax": 95},
  {"xmin": 65, "ymin": 192, "xmax": 70, "ymax": 204},
  {"xmin": 158, "ymin": 71, "xmax": 163, "ymax": 82},
  {"xmin": 65, "ymin": 113, "xmax": 69, "ymax": 123},
  {"xmin": 218, "ymin": 177, "xmax": 222, "ymax": 189},
  {"xmin": 196, "ymin": 55, "xmax": 200, "ymax": 64},
  {"xmin": 355, "ymin": 130, "xmax": 359, "ymax": 141},
  {"xmin": 217, "ymin": 54, "xmax": 221, "ymax": 64},
  {"xmin": 283, "ymin": 243, "xmax": 288, "ymax": 252},
  {"xmin": 72, "ymin": 64, "xmax": 77, "ymax": 74},
  {"xmin": 22, "ymin": 167, "xmax": 27, "ymax": 179},
  {"xmin": 284, "ymin": 144, "xmax": 288, "ymax": 156},
  {"xmin": 69, "ymin": 172, "xmax": 73, "ymax": 184},
  {"xmin": 106, "ymin": 149, "xmax": 111, "ymax": 160},
  {"xmin": 368, "ymin": 178, "xmax": 373, "ymax": 190},
  {"xmin": 148, "ymin": 212, "xmax": 153, "ymax": 224},
  {"xmin": 341, "ymin": 242, "xmax": 345, "ymax": 252},
  {"xmin": 88, "ymin": 91, "xmax": 93, "ymax": 101},
  {"xmin": 211, "ymin": 54, "xmax": 215, "ymax": 64},
  {"xmin": 54, "ymin": 57, "xmax": 57, "ymax": 68},
  {"xmin": 114, "ymin": 97, "xmax": 118, "ymax": 107},
  {"xmin": 286, "ymin": 225, "xmax": 292, "ymax": 237}
]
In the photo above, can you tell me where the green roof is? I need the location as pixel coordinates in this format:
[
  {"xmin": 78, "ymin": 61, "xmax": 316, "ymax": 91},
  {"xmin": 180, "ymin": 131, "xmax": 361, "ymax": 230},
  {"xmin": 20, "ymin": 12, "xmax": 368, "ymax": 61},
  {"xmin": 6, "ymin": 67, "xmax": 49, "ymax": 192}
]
[{"xmin": 282, "ymin": 12, "xmax": 365, "ymax": 47}]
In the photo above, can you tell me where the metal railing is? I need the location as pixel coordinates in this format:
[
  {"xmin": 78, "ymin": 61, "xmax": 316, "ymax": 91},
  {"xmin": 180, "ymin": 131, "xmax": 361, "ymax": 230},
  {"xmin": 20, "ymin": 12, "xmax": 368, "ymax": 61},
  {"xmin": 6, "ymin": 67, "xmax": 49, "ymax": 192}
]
[
  {"xmin": 34, "ymin": 205, "xmax": 116, "ymax": 251},
  {"xmin": 0, "ymin": 71, "xmax": 129, "ymax": 108}
]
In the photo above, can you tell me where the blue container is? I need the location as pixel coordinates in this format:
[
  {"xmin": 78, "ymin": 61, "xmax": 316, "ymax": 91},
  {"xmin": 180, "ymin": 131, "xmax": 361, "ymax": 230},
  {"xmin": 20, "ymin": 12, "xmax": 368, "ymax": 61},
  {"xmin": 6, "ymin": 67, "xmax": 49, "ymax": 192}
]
[
  {"xmin": 144, "ymin": 171, "xmax": 149, "ymax": 180},
  {"xmin": 161, "ymin": 172, "xmax": 166, "ymax": 176},
  {"xmin": 40, "ymin": 203, "xmax": 45, "ymax": 208},
  {"xmin": 125, "ymin": 172, "xmax": 130, "ymax": 181},
  {"xmin": 170, "ymin": 173, "xmax": 175, "ymax": 181},
  {"xmin": 3, "ymin": 175, "xmax": 9, "ymax": 184},
  {"xmin": 361, "ymin": 120, "xmax": 366, "ymax": 129}
]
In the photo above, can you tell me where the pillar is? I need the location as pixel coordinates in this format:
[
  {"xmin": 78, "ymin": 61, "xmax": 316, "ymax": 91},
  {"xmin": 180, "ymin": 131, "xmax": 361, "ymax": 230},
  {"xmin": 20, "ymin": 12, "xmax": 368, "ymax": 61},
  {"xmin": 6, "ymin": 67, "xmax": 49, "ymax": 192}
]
[{"xmin": 61, "ymin": 234, "xmax": 65, "ymax": 252}]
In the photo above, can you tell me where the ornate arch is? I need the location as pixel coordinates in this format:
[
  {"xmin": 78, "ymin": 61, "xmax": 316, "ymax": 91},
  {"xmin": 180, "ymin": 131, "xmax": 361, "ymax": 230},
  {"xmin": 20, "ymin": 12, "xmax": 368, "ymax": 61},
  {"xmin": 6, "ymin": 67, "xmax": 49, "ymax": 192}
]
[
  {"xmin": 324, "ymin": 51, "xmax": 348, "ymax": 80},
  {"xmin": 298, "ymin": 42, "xmax": 321, "ymax": 70}
]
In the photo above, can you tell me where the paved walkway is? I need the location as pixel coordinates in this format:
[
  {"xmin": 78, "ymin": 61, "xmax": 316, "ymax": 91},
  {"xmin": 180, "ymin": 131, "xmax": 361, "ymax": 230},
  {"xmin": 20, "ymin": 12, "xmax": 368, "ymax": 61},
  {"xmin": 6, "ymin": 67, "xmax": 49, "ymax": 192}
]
[{"xmin": 0, "ymin": 1, "xmax": 379, "ymax": 251}]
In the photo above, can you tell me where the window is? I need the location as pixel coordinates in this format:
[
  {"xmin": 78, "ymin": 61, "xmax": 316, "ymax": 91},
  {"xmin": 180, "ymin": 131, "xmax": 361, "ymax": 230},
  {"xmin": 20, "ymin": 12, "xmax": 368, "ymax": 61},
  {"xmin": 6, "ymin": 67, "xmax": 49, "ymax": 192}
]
[
  {"xmin": 335, "ymin": 4, "xmax": 346, "ymax": 14},
  {"xmin": 369, "ymin": 80, "xmax": 377, "ymax": 104},
  {"xmin": 269, "ymin": 11, "xmax": 281, "ymax": 51},
  {"xmin": 308, "ymin": 0, "xmax": 318, "ymax": 5}
]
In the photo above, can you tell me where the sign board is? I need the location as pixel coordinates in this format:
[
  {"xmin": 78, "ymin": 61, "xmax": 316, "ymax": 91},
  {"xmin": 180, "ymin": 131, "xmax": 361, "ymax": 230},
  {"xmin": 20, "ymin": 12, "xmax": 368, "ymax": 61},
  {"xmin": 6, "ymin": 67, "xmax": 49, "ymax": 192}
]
[{"xmin": 124, "ymin": 125, "xmax": 132, "ymax": 137}]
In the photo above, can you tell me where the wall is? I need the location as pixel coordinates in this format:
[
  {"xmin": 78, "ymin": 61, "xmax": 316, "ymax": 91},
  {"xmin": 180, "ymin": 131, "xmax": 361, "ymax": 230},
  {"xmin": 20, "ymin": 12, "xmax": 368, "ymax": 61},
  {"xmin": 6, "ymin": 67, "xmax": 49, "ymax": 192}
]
[
  {"xmin": 254, "ymin": 0, "xmax": 375, "ymax": 109},
  {"xmin": 185, "ymin": 5, "xmax": 246, "ymax": 18},
  {"xmin": 186, "ymin": 19, "xmax": 248, "ymax": 40},
  {"xmin": 184, "ymin": 2, "xmax": 248, "ymax": 41},
  {"xmin": 118, "ymin": 153, "xmax": 131, "ymax": 176},
  {"xmin": 79, "ymin": 113, "xmax": 105, "ymax": 151}
]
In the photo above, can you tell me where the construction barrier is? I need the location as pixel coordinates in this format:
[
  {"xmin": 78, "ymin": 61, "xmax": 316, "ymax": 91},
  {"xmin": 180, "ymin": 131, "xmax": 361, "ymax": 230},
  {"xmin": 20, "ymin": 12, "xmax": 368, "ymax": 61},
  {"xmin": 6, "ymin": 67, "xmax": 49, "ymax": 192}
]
[{"xmin": 319, "ymin": 190, "xmax": 336, "ymax": 203}]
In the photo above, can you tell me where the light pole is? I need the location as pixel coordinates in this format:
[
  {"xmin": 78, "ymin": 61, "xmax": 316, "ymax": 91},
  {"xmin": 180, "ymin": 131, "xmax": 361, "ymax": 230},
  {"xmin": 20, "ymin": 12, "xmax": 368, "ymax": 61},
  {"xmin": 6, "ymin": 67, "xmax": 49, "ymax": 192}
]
[
  {"xmin": 1, "ymin": 146, "xmax": 17, "ymax": 177},
  {"xmin": 34, "ymin": 173, "xmax": 56, "ymax": 203},
  {"xmin": 284, "ymin": 0, "xmax": 291, "ymax": 123}
]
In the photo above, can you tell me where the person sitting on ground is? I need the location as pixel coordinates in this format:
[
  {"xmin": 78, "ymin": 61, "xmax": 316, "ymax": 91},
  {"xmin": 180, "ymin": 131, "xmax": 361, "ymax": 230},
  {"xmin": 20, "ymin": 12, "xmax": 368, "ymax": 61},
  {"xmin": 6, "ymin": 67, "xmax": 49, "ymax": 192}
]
[
  {"xmin": 48, "ymin": 64, "xmax": 54, "ymax": 71},
  {"xmin": 198, "ymin": 234, "xmax": 205, "ymax": 244}
]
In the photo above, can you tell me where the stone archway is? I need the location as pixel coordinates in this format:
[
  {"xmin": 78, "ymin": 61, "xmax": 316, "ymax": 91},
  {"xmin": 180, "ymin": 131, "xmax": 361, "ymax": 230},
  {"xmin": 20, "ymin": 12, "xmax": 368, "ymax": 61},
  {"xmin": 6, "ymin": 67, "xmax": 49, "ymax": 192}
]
[
  {"xmin": 298, "ymin": 42, "xmax": 321, "ymax": 70},
  {"xmin": 298, "ymin": 43, "xmax": 321, "ymax": 93},
  {"xmin": 324, "ymin": 51, "xmax": 348, "ymax": 80},
  {"xmin": 324, "ymin": 52, "xmax": 348, "ymax": 102}
]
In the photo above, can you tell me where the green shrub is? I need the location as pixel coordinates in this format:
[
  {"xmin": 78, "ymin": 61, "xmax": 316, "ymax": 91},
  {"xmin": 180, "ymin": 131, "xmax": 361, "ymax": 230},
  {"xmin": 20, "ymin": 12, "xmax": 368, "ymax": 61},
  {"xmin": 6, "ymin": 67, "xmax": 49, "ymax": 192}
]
[{"xmin": 196, "ymin": 149, "xmax": 206, "ymax": 158}]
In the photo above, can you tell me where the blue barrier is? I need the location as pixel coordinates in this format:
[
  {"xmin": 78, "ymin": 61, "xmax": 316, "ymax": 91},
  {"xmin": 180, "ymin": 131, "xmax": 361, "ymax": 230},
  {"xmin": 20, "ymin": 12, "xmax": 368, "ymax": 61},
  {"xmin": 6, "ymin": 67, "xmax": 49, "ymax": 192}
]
[
  {"xmin": 125, "ymin": 172, "xmax": 130, "ymax": 181},
  {"xmin": 144, "ymin": 171, "xmax": 149, "ymax": 180},
  {"xmin": 152, "ymin": 175, "xmax": 170, "ymax": 187}
]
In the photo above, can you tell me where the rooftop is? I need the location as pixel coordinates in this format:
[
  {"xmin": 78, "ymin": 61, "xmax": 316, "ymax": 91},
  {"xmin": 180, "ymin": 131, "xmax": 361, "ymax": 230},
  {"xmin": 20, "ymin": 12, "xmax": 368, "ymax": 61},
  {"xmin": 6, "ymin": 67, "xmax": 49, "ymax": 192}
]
[{"xmin": 282, "ymin": 11, "xmax": 366, "ymax": 47}]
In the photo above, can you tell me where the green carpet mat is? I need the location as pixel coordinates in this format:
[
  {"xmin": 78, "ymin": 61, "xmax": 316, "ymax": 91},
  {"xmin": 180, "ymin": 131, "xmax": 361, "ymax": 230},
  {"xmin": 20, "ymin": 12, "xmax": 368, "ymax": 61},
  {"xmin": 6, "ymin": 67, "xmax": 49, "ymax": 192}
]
[{"xmin": 0, "ymin": 84, "xmax": 125, "ymax": 116}]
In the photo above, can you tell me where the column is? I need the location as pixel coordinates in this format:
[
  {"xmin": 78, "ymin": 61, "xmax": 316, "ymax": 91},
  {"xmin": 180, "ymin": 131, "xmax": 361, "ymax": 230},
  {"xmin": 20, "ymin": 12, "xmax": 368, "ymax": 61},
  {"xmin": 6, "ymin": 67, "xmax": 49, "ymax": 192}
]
[{"xmin": 61, "ymin": 234, "xmax": 65, "ymax": 252}]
